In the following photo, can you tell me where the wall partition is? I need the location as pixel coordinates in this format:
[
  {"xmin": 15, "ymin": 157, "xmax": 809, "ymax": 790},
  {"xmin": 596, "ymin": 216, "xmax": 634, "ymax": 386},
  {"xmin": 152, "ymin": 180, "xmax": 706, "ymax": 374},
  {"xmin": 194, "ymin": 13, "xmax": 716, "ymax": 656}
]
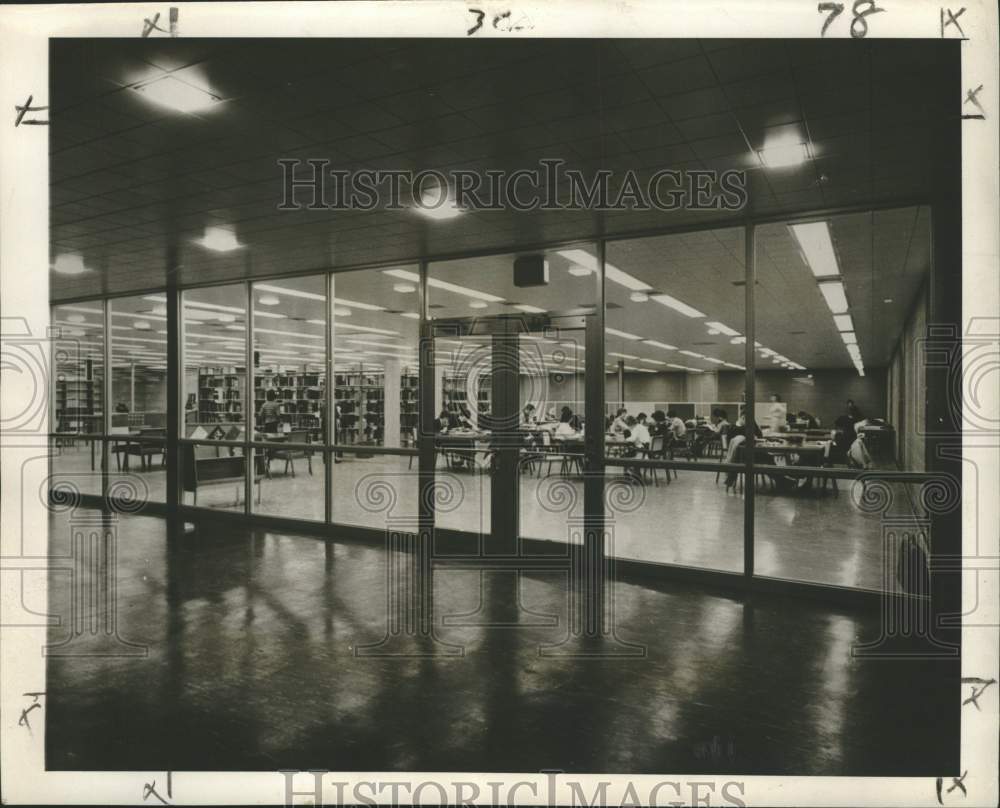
[{"xmin": 49, "ymin": 202, "xmax": 950, "ymax": 601}]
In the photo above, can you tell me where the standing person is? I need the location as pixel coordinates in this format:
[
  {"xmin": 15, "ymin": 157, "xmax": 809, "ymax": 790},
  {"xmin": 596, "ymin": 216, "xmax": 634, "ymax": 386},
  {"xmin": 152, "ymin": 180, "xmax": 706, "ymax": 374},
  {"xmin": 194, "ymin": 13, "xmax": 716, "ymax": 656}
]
[
  {"xmin": 846, "ymin": 399, "xmax": 863, "ymax": 422},
  {"xmin": 259, "ymin": 389, "xmax": 281, "ymax": 433},
  {"xmin": 622, "ymin": 415, "xmax": 650, "ymax": 484}
]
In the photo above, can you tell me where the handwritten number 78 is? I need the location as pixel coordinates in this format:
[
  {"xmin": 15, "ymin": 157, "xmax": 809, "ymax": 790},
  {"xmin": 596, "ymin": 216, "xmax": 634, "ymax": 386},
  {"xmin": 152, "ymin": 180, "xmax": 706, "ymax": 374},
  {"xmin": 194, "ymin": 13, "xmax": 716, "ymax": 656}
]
[{"xmin": 819, "ymin": 0, "xmax": 885, "ymax": 38}]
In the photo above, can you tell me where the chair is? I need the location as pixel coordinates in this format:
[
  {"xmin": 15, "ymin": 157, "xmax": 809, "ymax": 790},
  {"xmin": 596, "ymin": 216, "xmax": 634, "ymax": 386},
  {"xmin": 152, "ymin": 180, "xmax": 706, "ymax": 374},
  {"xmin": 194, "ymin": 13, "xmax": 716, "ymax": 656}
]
[
  {"xmin": 642, "ymin": 434, "xmax": 670, "ymax": 486},
  {"xmin": 269, "ymin": 430, "xmax": 312, "ymax": 477},
  {"xmin": 123, "ymin": 428, "xmax": 166, "ymax": 471}
]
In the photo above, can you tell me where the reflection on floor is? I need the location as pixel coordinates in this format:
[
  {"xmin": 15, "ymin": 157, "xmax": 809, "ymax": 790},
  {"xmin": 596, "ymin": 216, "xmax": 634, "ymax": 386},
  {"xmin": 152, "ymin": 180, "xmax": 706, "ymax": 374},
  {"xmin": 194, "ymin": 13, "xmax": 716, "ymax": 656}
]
[
  {"xmin": 51, "ymin": 443, "xmax": 923, "ymax": 591},
  {"xmin": 44, "ymin": 510, "xmax": 955, "ymax": 774}
]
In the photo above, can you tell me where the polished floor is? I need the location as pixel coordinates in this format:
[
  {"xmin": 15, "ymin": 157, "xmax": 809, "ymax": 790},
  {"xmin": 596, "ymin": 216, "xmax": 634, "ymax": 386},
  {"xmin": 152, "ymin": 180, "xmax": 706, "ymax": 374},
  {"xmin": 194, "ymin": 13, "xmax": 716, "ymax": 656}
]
[
  {"xmin": 44, "ymin": 509, "xmax": 956, "ymax": 774},
  {"xmin": 51, "ymin": 442, "xmax": 924, "ymax": 591}
]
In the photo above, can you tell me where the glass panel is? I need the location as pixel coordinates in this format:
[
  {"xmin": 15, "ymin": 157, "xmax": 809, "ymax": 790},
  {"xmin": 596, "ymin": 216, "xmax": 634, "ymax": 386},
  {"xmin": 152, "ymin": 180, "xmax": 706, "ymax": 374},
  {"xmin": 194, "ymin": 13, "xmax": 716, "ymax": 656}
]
[
  {"xmin": 108, "ymin": 295, "xmax": 167, "ymax": 503},
  {"xmin": 51, "ymin": 302, "xmax": 106, "ymax": 496},
  {"xmin": 180, "ymin": 442, "xmax": 249, "ymax": 512},
  {"xmin": 605, "ymin": 227, "xmax": 746, "ymax": 573},
  {"xmin": 753, "ymin": 207, "xmax": 932, "ymax": 592},
  {"xmin": 52, "ymin": 302, "xmax": 105, "ymax": 437},
  {"xmin": 181, "ymin": 285, "xmax": 247, "ymax": 442},
  {"xmin": 251, "ymin": 276, "xmax": 326, "ymax": 521},
  {"xmin": 330, "ymin": 266, "xmax": 420, "ymax": 529}
]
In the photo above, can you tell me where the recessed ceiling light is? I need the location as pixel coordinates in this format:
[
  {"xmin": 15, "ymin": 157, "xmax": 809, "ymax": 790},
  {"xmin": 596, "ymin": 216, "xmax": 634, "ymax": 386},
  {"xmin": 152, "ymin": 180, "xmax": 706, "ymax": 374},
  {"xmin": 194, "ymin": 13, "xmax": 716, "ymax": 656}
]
[
  {"xmin": 258, "ymin": 294, "xmax": 280, "ymax": 306},
  {"xmin": 413, "ymin": 185, "xmax": 462, "ymax": 220},
  {"xmin": 705, "ymin": 321, "xmax": 740, "ymax": 337},
  {"xmin": 193, "ymin": 227, "xmax": 244, "ymax": 253},
  {"xmin": 651, "ymin": 293, "xmax": 706, "ymax": 319},
  {"xmin": 630, "ymin": 291, "xmax": 649, "ymax": 303},
  {"xmin": 334, "ymin": 307, "xmax": 353, "ymax": 317},
  {"xmin": 216, "ymin": 313, "xmax": 236, "ymax": 323},
  {"xmin": 66, "ymin": 314, "xmax": 86, "ymax": 324},
  {"xmin": 568, "ymin": 265, "xmax": 593, "ymax": 277},
  {"xmin": 758, "ymin": 133, "xmax": 810, "ymax": 169},
  {"xmin": 133, "ymin": 320, "xmax": 151, "ymax": 330},
  {"xmin": 883, "ymin": 298, "xmax": 893, "ymax": 303},
  {"xmin": 790, "ymin": 221, "xmax": 839, "ymax": 278},
  {"xmin": 52, "ymin": 254, "xmax": 89, "ymax": 275},
  {"xmin": 132, "ymin": 75, "xmax": 221, "ymax": 114},
  {"xmin": 393, "ymin": 283, "xmax": 416, "ymax": 293},
  {"xmin": 818, "ymin": 280, "xmax": 849, "ymax": 314}
]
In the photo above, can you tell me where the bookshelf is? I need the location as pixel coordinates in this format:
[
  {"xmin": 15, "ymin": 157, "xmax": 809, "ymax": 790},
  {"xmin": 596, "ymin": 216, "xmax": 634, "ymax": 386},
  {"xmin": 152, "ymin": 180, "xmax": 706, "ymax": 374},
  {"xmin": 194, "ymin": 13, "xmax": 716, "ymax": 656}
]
[
  {"xmin": 255, "ymin": 369, "xmax": 324, "ymax": 437},
  {"xmin": 334, "ymin": 368, "xmax": 418, "ymax": 445},
  {"xmin": 197, "ymin": 367, "xmax": 245, "ymax": 424},
  {"xmin": 55, "ymin": 365, "xmax": 102, "ymax": 433}
]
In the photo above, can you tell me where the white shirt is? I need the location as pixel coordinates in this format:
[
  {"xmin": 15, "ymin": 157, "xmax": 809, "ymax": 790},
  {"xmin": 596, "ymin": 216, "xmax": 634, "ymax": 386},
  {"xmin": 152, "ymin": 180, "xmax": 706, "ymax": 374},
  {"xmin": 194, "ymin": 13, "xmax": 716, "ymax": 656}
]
[
  {"xmin": 669, "ymin": 417, "xmax": 687, "ymax": 438},
  {"xmin": 630, "ymin": 422, "xmax": 651, "ymax": 447},
  {"xmin": 554, "ymin": 421, "xmax": 579, "ymax": 438}
]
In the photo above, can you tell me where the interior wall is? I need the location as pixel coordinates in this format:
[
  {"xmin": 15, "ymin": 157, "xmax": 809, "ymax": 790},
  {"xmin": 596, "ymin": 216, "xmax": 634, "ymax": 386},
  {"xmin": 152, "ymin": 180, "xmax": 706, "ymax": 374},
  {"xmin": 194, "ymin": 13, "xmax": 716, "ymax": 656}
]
[
  {"xmin": 888, "ymin": 283, "xmax": 928, "ymax": 471},
  {"xmin": 721, "ymin": 369, "xmax": 886, "ymax": 428}
]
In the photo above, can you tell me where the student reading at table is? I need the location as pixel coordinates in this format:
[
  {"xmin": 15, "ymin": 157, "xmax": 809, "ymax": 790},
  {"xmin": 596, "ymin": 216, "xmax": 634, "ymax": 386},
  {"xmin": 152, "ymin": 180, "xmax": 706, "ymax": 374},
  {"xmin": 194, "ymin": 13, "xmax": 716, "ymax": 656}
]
[
  {"xmin": 435, "ymin": 407, "xmax": 456, "ymax": 432},
  {"xmin": 260, "ymin": 390, "xmax": 282, "ymax": 433},
  {"xmin": 723, "ymin": 417, "xmax": 763, "ymax": 490},
  {"xmin": 610, "ymin": 407, "xmax": 629, "ymax": 434},
  {"xmin": 621, "ymin": 415, "xmax": 650, "ymax": 484},
  {"xmin": 521, "ymin": 403, "xmax": 537, "ymax": 427},
  {"xmin": 554, "ymin": 408, "xmax": 581, "ymax": 438},
  {"xmin": 665, "ymin": 410, "xmax": 687, "ymax": 439},
  {"xmin": 649, "ymin": 410, "xmax": 668, "ymax": 438},
  {"xmin": 796, "ymin": 409, "xmax": 821, "ymax": 428}
]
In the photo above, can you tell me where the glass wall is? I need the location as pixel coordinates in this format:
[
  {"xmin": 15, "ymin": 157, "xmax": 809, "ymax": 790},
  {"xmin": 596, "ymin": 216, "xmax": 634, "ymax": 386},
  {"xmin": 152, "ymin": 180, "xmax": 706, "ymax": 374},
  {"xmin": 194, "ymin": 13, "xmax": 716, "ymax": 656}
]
[
  {"xmin": 753, "ymin": 207, "xmax": 932, "ymax": 592},
  {"xmin": 49, "ymin": 205, "xmax": 944, "ymax": 597},
  {"xmin": 330, "ymin": 266, "xmax": 420, "ymax": 529},
  {"xmin": 51, "ymin": 302, "xmax": 106, "ymax": 496},
  {"xmin": 605, "ymin": 227, "xmax": 747, "ymax": 573},
  {"xmin": 181, "ymin": 284, "xmax": 247, "ymax": 512},
  {"xmin": 108, "ymin": 295, "xmax": 168, "ymax": 503},
  {"xmin": 251, "ymin": 276, "xmax": 326, "ymax": 522}
]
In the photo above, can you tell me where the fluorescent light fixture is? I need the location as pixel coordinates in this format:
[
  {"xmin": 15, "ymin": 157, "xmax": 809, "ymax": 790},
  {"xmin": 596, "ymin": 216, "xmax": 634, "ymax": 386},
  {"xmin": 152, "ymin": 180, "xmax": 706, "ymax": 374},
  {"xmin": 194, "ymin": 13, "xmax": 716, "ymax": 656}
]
[
  {"xmin": 383, "ymin": 268, "xmax": 504, "ymax": 303},
  {"xmin": 730, "ymin": 336, "xmax": 746, "ymax": 345},
  {"xmin": 331, "ymin": 323, "xmax": 399, "ymax": 336},
  {"xmin": 568, "ymin": 265, "xmax": 593, "ymax": 277},
  {"xmin": 703, "ymin": 357, "xmax": 726, "ymax": 365},
  {"xmin": 704, "ymin": 321, "xmax": 740, "ymax": 337},
  {"xmin": 66, "ymin": 314, "xmax": 87, "ymax": 324},
  {"xmin": 678, "ymin": 350, "xmax": 704, "ymax": 358},
  {"xmin": 225, "ymin": 325, "xmax": 243, "ymax": 331},
  {"xmin": 469, "ymin": 301, "xmax": 488, "ymax": 309},
  {"xmin": 833, "ymin": 314, "xmax": 854, "ymax": 331},
  {"xmin": 758, "ymin": 132, "xmax": 809, "ymax": 169},
  {"xmin": 606, "ymin": 327, "xmax": 642, "ymax": 340},
  {"xmin": 643, "ymin": 340, "xmax": 677, "ymax": 351},
  {"xmin": 400, "ymin": 312, "xmax": 420, "ymax": 319},
  {"xmin": 651, "ymin": 293, "xmax": 705, "ymax": 319},
  {"xmin": 334, "ymin": 307, "xmax": 353, "ymax": 317},
  {"xmin": 192, "ymin": 227, "xmax": 244, "ymax": 253},
  {"xmin": 790, "ymin": 221, "xmax": 839, "ymax": 278},
  {"xmin": 56, "ymin": 305, "xmax": 102, "ymax": 315},
  {"xmin": 608, "ymin": 352, "xmax": 638, "ymax": 360},
  {"xmin": 630, "ymin": 291, "xmax": 649, "ymax": 302},
  {"xmin": 255, "ymin": 283, "xmax": 320, "ymax": 302},
  {"xmin": 215, "ymin": 313, "xmax": 236, "ymax": 323},
  {"xmin": 513, "ymin": 304, "xmax": 546, "ymax": 313},
  {"xmin": 52, "ymin": 254, "xmax": 89, "ymax": 275},
  {"xmin": 723, "ymin": 362, "xmax": 746, "ymax": 370},
  {"xmin": 556, "ymin": 249, "xmax": 652, "ymax": 292},
  {"xmin": 667, "ymin": 364, "xmax": 704, "ymax": 373},
  {"xmin": 818, "ymin": 280, "xmax": 849, "ymax": 314},
  {"xmin": 393, "ymin": 283, "xmax": 416, "ymax": 293},
  {"xmin": 133, "ymin": 320, "xmax": 151, "ymax": 330},
  {"xmin": 258, "ymin": 294, "xmax": 280, "ymax": 306},
  {"xmin": 841, "ymin": 332, "xmax": 858, "ymax": 345},
  {"xmin": 639, "ymin": 358, "xmax": 667, "ymax": 366},
  {"xmin": 132, "ymin": 74, "xmax": 221, "ymax": 114}
]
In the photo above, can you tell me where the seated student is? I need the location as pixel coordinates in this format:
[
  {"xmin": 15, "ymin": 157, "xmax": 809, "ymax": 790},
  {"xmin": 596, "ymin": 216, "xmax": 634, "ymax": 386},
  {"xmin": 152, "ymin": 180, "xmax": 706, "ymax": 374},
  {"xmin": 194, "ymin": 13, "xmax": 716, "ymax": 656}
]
[
  {"xmin": 554, "ymin": 407, "xmax": 581, "ymax": 438},
  {"xmin": 847, "ymin": 431, "xmax": 873, "ymax": 469},
  {"xmin": 723, "ymin": 418, "xmax": 763, "ymax": 489},
  {"xmin": 434, "ymin": 407, "xmax": 456, "ymax": 433},
  {"xmin": 610, "ymin": 407, "xmax": 629, "ymax": 434},
  {"xmin": 457, "ymin": 405, "xmax": 475, "ymax": 430},
  {"xmin": 665, "ymin": 410, "xmax": 687, "ymax": 439},
  {"xmin": 797, "ymin": 409, "xmax": 820, "ymax": 429},
  {"xmin": 846, "ymin": 399, "xmax": 864, "ymax": 423},
  {"xmin": 649, "ymin": 410, "xmax": 668, "ymax": 438},
  {"xmin": 621, "ymin": 415, "xmax": 651, "ymax": 484},
  {"xmin": 521, "ymin": 403, "xmax": 537, "ymax": 427},
  {"xmin": 703, "ymin": 408, "xmax": 732, "ymax": 451}
]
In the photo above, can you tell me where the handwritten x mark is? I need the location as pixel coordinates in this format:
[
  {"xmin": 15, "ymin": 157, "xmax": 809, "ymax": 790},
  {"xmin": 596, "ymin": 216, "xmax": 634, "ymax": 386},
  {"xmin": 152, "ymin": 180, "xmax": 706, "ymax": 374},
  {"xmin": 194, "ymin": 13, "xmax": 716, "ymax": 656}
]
[
  {"xmin": 18, "ymin": 702, "xmax": 41, "ymax": 731},
  {"xmin": 961, "ymin": 677, "xmax": 995, "ymax": 709},
  {"xmin": 143, "ymin": 781, "xmax": 170, "ymax": 804},
  {"xmin": 936, "ymin": 771, "xmax": 968, "ymax": 804},
  {"xmin": 962, "ymin": 84, "xmax": 985, "ymax": 119}
]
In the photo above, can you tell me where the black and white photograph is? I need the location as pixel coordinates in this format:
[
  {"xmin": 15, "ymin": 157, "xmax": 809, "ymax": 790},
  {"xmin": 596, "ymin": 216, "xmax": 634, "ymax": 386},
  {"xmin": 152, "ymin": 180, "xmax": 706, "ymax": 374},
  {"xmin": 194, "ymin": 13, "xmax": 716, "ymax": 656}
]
[{"xmin": 0, "ymin": 2, "xmax": 997, "ymax": 805}]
